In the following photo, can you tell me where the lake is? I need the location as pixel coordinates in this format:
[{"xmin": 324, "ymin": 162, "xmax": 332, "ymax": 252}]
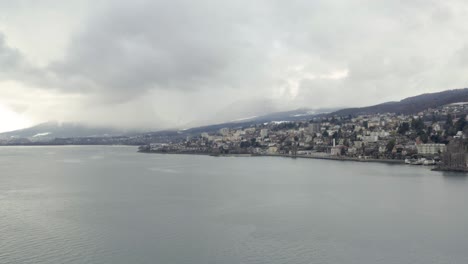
[{"xmin": 1, "ymin": 146, "xmax": 467, "ymax": 264}]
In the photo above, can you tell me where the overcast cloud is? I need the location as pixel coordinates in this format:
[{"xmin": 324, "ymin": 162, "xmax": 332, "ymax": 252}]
[{"xmin": 0, "ymin": 0, "xmax": 467, "ymax": 131}]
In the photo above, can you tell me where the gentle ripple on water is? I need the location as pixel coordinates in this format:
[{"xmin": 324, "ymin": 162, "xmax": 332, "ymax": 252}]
[{"xmin": 0, "ymin": 146, "xmax": 468, "ymax": 264}]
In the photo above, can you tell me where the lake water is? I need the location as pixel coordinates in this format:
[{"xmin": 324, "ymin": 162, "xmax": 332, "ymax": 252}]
[{"xmin": 1, "ymin": 146, "xmax": 467, "ymax": 264}]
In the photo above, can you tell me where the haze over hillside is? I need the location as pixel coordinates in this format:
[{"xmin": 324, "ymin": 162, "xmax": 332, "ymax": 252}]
[
  {"xmin": 2, "ymin": 88, "xmax": 467, "ymax": 140},
  {"xmin": 0, "ymin": 121, "xmax": 136, "ymax": 140}
]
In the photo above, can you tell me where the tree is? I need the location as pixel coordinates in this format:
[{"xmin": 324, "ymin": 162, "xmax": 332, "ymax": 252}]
[
  {"xmin": 427, "ymin": 126, "xmax": 433, "ymax": 135},
  {"xmin": 240, "ymin": 141, "xmax": 250, "ymax": 148},
  {"xmin": 322, "ymin": 131, "xmax": 329, "ymax": 137},
  {"xmin": 445, "ymin": 114, "xmax": 453, "ymax": 130},
  {"xmin": 340, "ymin": 147, "xmax": 346, "ymax": 156},
  {"xmin": 333, "ymin": 129, "xmax": 342, "ymax": 140},
  {"xmin": 386, "ymin": 139, "xmax": 396, "ymax": 153},
  {"xmin": 250, "ymin": 138, "xmax": 259, "ymax": 147},
  {"xmin": 398, "ymin": 122, "xmax": 410, "ymax": 135},
  {"xmin": 411, "ymin": 117, "xmax": 425, "ymax": 132},
  {"xmin": 343, "ymin": 139, "xmax": 350, "ymax": 147},
  {"xmin": 430, "ymin": 133, "xmax": 442, "ymax": 143},
  {"xmin": 418, "ymin": 132, "xmax": 428, "ymax": 143},
  {"xmin": 445, "ymin": 114, "xmax": 457, "ymax": 136},
  {"xmin": 455, "ymin": 117, "xmax": 467, "ymax": 132}
]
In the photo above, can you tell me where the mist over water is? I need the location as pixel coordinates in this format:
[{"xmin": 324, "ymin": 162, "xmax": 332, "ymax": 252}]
[{"xmin": 1, "ymin": 146, "xmax": 467, "ymax": 264}]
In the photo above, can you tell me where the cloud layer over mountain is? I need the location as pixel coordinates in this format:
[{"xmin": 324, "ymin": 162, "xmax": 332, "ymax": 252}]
[{"xmin": 0, "ymin": 0, "xmax": 467, "ymax": 131}]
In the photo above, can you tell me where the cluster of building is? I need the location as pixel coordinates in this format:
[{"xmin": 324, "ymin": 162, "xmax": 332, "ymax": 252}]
[{"xmin": 141, "ymin": 103, "xmax": 468, "ymax": 170}]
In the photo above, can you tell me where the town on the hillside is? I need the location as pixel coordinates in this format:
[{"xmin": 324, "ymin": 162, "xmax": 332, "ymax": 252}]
[{"xmin": 140, "ymin": 103, "xmax": 468, "ymax": 172}]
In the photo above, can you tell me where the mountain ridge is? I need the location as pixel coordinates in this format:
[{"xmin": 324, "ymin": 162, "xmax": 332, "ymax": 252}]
[
  {"xmin": 0, "ymin": 121, "xmax": 137, "ymax": 140},
  {"xmin": 331, "ymin": 88, "xmax": 468, "ymax": 116}
]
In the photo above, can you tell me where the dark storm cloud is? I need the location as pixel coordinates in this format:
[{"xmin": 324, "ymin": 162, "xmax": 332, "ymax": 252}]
[
  {"xmin": 0, "ymin": 33, "xmax": 31, "ymax": 79},
  {"xmin": 46, "ymin": 0, "xmax": 271, "ymax": 101},
  {"xmin": 0, "ymin": 32, "xmax": 55, "ymax": 90},
  {"xmin": 7, "ymin": 0, "xmax": 468, "ymax": 99}
]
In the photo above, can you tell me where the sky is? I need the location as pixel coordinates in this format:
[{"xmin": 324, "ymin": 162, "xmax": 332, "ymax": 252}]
[{"xmin": 0, "ymin": 0, "xmax": 468, "ymax": 132}]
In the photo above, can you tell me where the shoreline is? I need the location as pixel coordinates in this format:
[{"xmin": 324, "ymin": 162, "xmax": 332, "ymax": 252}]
[
  {"xmin": 260, "ymin": 153, "xmax": 406, "ymax": 164},
  {"xmin": 139, "ymin": 150, "xmax": 468, "ymax": 173},
  {"xmin": 431, "ymin": 167, "xmax": 468, "ymax": 173},
  {"xmin": 138, "ymin": 150, "xmax": 405, "ymax": 165}
]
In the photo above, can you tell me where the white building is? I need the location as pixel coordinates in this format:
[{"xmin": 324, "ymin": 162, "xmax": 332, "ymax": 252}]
[
  {"xmin": 454, "ymin": 131, "xmax": 465, "ymax": 139},
  {"xmin": 267, "ymin": 146, "xmax": 278, "ymax": 154},
  {"xmin": 331, "ymin": 146, "xmax": 346, "ymax": 156},
  {"xmin": 354, "ymin": 141, "xmax": 365, "ymax": 148},
  {"xmin": 347, "ymin": 147, "xmax": 357, "ymax": 155},
  {"xmin": 308, "ymin": 123, "xmax": 321, "ymax": 134},
  {"xmin": 416, "ymin": 144, "xmax": 446, "ymax": 155},
  {"xmin": 432, "ymin": 123, "xmax": 441, "ymax": 132},
  {"xmin": 219, "ymin": 128, "xmax": 230, "ymax": 136},
  {"xmin": 362, "ymin": 135, "xmax": 379, "ymax": 143},
  {"xmin": 370, "ymin": 131, "xmax": 389, "ymax": 138}
]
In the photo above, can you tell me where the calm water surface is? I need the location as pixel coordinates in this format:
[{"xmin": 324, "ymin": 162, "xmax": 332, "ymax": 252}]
[{"xmin": 1, "ymin": 146, "xmax": 467, "ymax": 264}]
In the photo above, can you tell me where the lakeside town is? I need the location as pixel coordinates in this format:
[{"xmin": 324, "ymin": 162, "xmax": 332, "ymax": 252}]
[{"xmin": 139, "ymin": 102, "xmax": 468, "ymax": 172}]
